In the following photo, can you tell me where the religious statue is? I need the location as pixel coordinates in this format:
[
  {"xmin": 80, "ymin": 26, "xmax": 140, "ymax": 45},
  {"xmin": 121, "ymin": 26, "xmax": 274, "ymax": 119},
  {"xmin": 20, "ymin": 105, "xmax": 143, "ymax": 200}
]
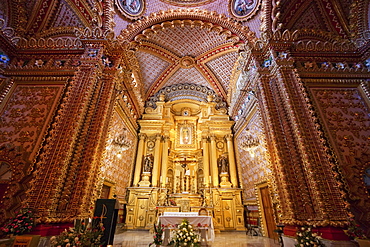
[
  {"xmin": 218, "ymin": 155, "xmax": 229, "ymax": 173},
  {"xmin": 143, "ymin": 154, "xmax": 153, "ymax": 172}
]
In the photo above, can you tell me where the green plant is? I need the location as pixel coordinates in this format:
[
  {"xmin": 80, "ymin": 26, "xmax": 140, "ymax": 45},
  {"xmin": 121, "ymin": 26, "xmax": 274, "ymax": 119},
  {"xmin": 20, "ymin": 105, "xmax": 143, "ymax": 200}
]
[
  {"xmin": 50, "ymin": 219, "xmax": 105, "ymax": 247},
  {"xmin": 149, "ymin": 221, "xmax": 164, "ymax": 247},
  {"xmin": 295, "ymin": 225, "xmax": 325, "ymax": 247},
  {"xmin": 169, "ymin": 219, "xmax": 200, "ymax": 247},
  {"xmin": 0, "ymin": 208, "xmax": 35, "ymax": 236}
]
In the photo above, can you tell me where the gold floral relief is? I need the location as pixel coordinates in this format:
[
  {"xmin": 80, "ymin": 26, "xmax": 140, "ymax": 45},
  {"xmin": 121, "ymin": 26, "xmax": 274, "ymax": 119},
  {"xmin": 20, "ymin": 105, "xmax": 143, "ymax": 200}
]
[
  {"xmin": 101, "ymin": 110, "xmax": 137, "ymax": 200},
  {"xmin": 311, "ymin": 88, "xmax": 370, "ymax": 158},
  {"xmin": 311, "ymin": 87, "xmax": 370, "ymax": 216},
  {"xmin": 0, "ymin": 84, "xmax": 63, "ymax": 160}
]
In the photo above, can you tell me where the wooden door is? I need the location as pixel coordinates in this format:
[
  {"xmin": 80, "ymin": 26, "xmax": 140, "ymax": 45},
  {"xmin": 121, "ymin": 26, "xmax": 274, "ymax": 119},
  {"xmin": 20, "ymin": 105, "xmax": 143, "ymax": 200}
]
[
  {"xmin": 260, "ymin": 186, "xmax": 276, "ymax": 238},
  {"xmin": 135, "ymin": 198, "xmax": 148, "ymax": 228},
  {"xmin": 222, "ymin": 199, "xmax": 235, "ymax": 229}
]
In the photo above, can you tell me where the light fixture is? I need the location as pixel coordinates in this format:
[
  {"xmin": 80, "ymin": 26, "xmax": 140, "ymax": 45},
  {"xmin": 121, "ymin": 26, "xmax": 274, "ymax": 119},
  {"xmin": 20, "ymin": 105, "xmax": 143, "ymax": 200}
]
[
  {"xmin": 240, "ymin": 135, "xmax": 259, "ymax": 151},
  {"xmin": 111, "ymin": 128, "xmax": 131, "ymax": 151}
]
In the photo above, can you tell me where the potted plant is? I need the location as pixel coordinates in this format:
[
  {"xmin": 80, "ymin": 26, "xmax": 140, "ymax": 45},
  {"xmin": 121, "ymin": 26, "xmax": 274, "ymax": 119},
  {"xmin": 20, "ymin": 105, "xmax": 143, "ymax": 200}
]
[
  {"xmin": 0, "ymin": 208, "xmax": 35, "ymax": 237},
  {"xmin": 295, "ymin": 225, "xmax": 325, "ymax": 247},
  {"xmin": 149, "ymin": 221, "xmax": 164, "ymax": 247},
  {"xmin": 169, "ymin": 219, "xmax": 200, "ymax": 247},
  {"xmin": 50, "ymin": 219, "xmax": 105, "ymax": 247},
  {"xmin": 346, "ymin": 218, "xmax": 369, "ymax": 247}
]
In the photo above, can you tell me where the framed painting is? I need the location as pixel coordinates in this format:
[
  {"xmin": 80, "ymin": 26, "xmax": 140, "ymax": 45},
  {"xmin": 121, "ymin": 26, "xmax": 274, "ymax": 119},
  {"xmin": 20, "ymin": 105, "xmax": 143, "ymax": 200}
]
[
  {"xmin": 115, "ymin": 0, "xmax": 145, "ymax": 20},
  {"xmin": 229, "ymin": 0, "xmax": 260, "ymax": 20}
]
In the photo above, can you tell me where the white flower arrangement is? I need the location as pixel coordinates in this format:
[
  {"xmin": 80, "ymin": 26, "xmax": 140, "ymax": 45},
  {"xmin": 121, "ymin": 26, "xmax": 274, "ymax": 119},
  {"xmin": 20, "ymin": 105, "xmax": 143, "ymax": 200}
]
[{"xmin": 169, "ymin": 219, "xmax": 200, "ymax": 247}]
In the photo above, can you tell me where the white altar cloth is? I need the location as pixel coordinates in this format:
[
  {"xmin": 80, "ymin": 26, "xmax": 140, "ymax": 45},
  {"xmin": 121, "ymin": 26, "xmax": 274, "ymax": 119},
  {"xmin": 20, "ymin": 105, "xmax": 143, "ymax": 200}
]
[{"xmin": 159, "ymin": 215, "xmax": 215, "ymax": 245}]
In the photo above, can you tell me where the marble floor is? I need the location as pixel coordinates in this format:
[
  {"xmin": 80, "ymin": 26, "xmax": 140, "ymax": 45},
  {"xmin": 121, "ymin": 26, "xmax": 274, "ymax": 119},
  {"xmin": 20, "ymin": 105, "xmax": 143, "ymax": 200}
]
[{"xmin": 113, "ymin": 230, "xmax": 281, "ymax": 247}]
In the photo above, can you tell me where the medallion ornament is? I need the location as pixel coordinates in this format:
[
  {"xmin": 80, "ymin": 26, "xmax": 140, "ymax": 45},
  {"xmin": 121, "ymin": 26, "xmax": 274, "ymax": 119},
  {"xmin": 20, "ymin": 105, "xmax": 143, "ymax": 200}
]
[
  {"xmin": 115, "ymin": 0, "xmax": 145, "ymax": 20},
  {"xmin": 229, "ymin": 0, "xmax": 261, "ymax": 20}
]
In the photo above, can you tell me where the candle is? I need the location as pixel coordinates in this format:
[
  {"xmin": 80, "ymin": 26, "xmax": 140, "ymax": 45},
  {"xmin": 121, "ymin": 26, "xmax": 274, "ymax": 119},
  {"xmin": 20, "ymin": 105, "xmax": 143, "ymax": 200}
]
[
  {"xmin": 209, "ymin": 176, "xmax": 212, "ymax": 183},
  {"xmin": 166, "ymin": 177, "xmax": 169, "ymax": 183}
]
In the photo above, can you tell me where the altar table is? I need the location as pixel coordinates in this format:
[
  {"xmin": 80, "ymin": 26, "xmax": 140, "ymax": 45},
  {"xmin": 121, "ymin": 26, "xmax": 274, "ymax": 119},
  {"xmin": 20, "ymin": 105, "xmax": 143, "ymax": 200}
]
[{"xmin": 159, "ymin": 215, "xmax": 214, "ymax": 246}]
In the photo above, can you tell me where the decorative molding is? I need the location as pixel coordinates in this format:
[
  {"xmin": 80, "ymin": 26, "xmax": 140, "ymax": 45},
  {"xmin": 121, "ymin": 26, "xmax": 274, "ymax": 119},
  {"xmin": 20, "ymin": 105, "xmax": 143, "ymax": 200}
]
[
  {"xmin": 144, "ymin": 83, "xmax": 227, "ymax": 112},
  {"xmin": 159, "ymin": 0, "xmax": 217, "ymax": 7},
  {"xmin": 117, "ymin": 8, "xmax": 257, "ymax": 43}
]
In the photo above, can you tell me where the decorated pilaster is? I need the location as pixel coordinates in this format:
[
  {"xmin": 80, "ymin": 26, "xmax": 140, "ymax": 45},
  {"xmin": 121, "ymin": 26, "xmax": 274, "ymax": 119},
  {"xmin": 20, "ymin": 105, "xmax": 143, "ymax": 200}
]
[
  {"xmin": 202, "ymin": 136, "xmax": 210, "ymax": 186},
  {"xmin": 225, "ymin": 134, "xmax": 238, "ymax": 187},
  {"xmin": 254, "ymin": 40, "xmax": 350, "ymax": 239},
  {"xmin": 27, "ymin": 35, "xmax": 119, "ymax": 222},
  {"xmin": 161, "ymin": 136, "xmax": 170, "ymax": 187},
  {"xmin": 133, "ymin": 133, "xmax": 146, "ymax": 186},
  {"xmin": 210, "ymin": 135, "xmax": 219, "ymax": 187},
  {"xmin": 151, "ymin": 134, "xmax": 162, "ymax": 187}
]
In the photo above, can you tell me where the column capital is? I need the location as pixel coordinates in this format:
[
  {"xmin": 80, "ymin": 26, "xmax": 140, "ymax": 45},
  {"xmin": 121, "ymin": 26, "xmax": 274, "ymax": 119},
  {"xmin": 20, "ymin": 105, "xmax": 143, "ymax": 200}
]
[
  {"xmin": 225, "ymin": 134, "xmax": 234, "ymax": 141},
  {"xmin": 155, "ymin": 134, "xmax": 162, "ymax": 140},
  {"xmin": 210, "ymin": 135, "xmax": 216, "ymax": 141},
  {"xmin": 138, "ymin": 133, "xmax": 147, "ymax": 140},
  {"xmin": 202, "ymin": 136, "xmax": 209, "ymax": 141},
  {"xmin": 163, "ymin": 136, "xmax": 170, "ymax": 142}
]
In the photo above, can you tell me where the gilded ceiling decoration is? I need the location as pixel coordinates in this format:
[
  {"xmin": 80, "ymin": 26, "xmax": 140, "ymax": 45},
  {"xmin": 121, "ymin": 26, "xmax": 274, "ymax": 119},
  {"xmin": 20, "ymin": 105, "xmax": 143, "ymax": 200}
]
[
  {"xmin": 141, "ymin": 22, "xmax": 237, "ymax": 57},
  {"xmin": 161, "ymin": 67, "xmax": 211, "ymax": 89},
  {"xmin": 135, "ymin": 50, "xmax": 170, "ymax": 94},
  {"xmin": 159, "ymin": 0, "xmax": 217, "ymax": 7},
  {"xmin": 290, "ymin": 2, "xmax": 330, "ymax": 31},
  {"xmin": 0, "ymin": 1, "xmax": 7, "ymax": 23},
  {"xmin": 279, "ymin": 0, "xmax": 350, "ymax": 38},
  {"xmin": 51, "ymin": 0, "xmax": 85, "ymax": 29},
  {"xmin": 129, "ymin": 19, "xmax": 242, "ymax": 101},
  {"xmin": 205, "ymin": 51, "xmax": 239, "ymax": 92}
]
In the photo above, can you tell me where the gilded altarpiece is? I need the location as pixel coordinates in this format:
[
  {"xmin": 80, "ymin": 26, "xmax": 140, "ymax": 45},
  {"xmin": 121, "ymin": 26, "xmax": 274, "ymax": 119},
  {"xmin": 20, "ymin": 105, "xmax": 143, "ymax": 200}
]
[
  {"xmin": 126, "ymin": 97, "xmax": 244, "ymax": 231},
  {"xmin": 310, "ymin": 86, "xmax": 370, "ymax": 227}
]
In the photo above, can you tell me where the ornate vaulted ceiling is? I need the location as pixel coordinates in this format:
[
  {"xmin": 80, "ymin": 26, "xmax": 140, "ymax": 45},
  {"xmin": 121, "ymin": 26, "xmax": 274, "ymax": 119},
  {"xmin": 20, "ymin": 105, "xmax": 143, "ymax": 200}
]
[
  {"xmin": 132, "ymin": 20, "xmax": 241, "ymax": 100},
  {"xmin": 0, "ymin": 0, "xmax": 369, "ymax": 109}
]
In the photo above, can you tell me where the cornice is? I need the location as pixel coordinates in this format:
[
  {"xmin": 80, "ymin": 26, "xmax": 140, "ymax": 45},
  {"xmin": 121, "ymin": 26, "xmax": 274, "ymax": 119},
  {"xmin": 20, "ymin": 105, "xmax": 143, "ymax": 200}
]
[
  {"xmin": 159, "ymin": 0, "xmax": 217, "ymax": 7},
  {"xmin": 117, "ymin": 9, "xmax": 257, "ymax": 43}
]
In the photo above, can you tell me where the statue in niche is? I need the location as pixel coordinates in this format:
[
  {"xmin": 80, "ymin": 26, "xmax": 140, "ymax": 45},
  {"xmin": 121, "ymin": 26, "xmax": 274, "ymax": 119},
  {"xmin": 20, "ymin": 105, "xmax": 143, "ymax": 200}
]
[
  {"xmin": 143, "ymin": 154, "xmax": 153, "ymax": 173},
  {"xmin": 218, "ymin": 155, "xmax": 229, "ymax": 173}
]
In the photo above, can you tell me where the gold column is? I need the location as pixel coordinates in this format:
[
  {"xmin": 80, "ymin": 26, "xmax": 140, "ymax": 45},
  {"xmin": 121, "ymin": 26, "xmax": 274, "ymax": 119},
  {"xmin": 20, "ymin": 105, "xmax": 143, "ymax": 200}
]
[
  {"xmin": 160, "ymin": 136, "xmax": 170, "ymax": 187},
  {"xmin": 133, "ymin": 133, "xmax": 146, "ymax": 186},
  {"xmin": 210, "ymin": 135, "xmax": 219, "ymax": 186},
  {"xmin": 226, "ymin": 134, "xmax": 238, "ymax": 187},
  {"xmin": 152, "ymin": 134, "xmax": 162, "ymax": 187},
  {"xmin": 202, "ymin": 136, "xmax": 210, "ymax": 186}
]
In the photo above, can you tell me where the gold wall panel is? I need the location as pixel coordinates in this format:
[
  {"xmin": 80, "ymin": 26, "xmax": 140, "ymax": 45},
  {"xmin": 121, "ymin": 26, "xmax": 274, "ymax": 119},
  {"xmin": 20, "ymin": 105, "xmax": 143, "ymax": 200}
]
[
  {"xmin": 101, "ymin": 109, "xmax": 137, "ymax": 200},
  {"xmin": 0, "ymin": 83, "xmax": 64, "ymax": 161}
]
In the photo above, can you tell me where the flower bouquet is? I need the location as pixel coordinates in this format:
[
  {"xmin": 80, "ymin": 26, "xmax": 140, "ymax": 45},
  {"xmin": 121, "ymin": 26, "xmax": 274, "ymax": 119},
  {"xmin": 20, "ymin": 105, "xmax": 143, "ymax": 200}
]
[
  {"xmin": 295, "ymin": 225, "xmax": 325, "ymax": 247},
  {"xmin": 149, "ymin": 220, "xmax": 164, "ymax": 247},
  {"xmin": 50, "ymin": 219, "xmax": 105, "ymax": 247},
  {"xmin": 346, "ymin": 218, "xmax": 367, "ymax": 240},
  {"xmin": 169, "ymin": 219, "xmax": 200, "ymax": 247},
  {"xmin": 0, "ymin": 208, "xmax": 35, "ymax": 236}
]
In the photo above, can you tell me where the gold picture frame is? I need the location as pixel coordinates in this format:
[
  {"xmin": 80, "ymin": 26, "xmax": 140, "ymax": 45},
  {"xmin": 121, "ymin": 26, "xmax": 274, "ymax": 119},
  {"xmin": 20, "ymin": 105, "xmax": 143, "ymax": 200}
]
[
  {"xmin": 115, "ymin": 0, "xmax": 146, "ymax": 20},
  {"xmin": 229, "ymin": 0, "xmax": 261, "ymax": 20}
]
